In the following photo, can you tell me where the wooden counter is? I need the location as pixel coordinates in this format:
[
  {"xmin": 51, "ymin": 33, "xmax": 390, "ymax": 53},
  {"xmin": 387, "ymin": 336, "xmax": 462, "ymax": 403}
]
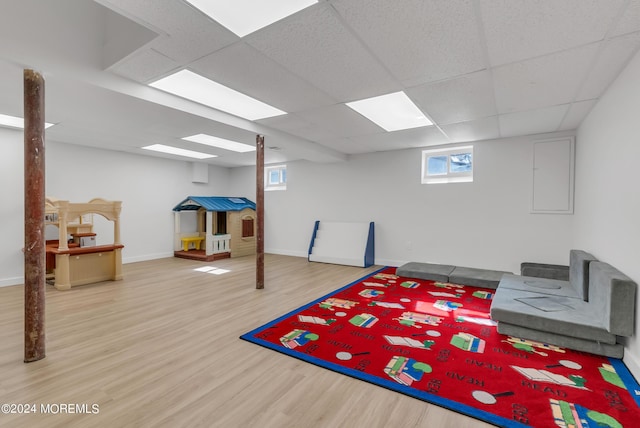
[
  {"xmin": 47, "ymin": 244, "xmax": 124, "ymax": 290},
  {"xmin": 47, "ymin": 244, "xmax": 123, "ymax": 255}
]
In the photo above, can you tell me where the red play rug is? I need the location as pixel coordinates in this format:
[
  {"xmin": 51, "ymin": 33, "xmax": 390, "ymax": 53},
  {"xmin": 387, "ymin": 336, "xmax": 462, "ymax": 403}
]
[{"xmin": 240, "ymin": 267, "xmax": 640, "ymax": 427}]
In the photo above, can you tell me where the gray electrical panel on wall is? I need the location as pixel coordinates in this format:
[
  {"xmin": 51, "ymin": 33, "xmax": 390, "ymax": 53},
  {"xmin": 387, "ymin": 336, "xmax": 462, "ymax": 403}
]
[{"xmin": 531, "ymin": 137, "xmax": 575, "ymax": 214}]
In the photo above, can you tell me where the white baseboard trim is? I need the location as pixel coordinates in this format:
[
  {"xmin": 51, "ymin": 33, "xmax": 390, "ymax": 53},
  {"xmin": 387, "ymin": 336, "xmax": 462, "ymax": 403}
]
[
  {"xmin": 623, "ymin": 351, "xmax": 640, "ymax": 382},
  {"xmin": 0, "ymin": 252, "xmax": 175, "ymax": 287},
  {"xmin": 123, "ymin": 252, "xmax": 174, "ymax": 264},
  {"xmin": 0, "ymin": 276, "xmax": 22, "ymax": 288},
  {"xmin": 265, "ymin": 248, "xmax": 308, "ymax": 258},
  {"xmin": 375, "ymin": 258, "xmax": 406, "ymax": 268},
  {"xmin": 0, "ymin": 255, "xmax": 405, "ymax": 287},
  {"xmin": 263, "ymin": 251, "xmax": 406, "ymax": 268}
]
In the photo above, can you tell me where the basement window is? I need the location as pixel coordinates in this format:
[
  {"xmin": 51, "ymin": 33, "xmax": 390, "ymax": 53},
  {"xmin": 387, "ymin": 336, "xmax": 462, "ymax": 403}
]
[
  {"xmin": 422, "ymin": 146, "xmax": 473, "ymax": 184},
  {"xmin": 266, "ymin": 165, "xmax": 287, "ymax": 191}
]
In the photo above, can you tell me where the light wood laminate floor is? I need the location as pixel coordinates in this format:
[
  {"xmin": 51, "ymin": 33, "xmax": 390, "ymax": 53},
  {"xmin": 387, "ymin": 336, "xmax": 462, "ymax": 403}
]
[{"xmin": 0, "ymin": 254, "xmax": 495, "ymax": 428}]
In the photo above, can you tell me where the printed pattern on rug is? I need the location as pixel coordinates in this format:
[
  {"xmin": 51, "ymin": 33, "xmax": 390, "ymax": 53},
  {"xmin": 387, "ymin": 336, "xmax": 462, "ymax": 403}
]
[{"xmin": 241, "ymin": 267, "xmax": 640, "ymax": 428}]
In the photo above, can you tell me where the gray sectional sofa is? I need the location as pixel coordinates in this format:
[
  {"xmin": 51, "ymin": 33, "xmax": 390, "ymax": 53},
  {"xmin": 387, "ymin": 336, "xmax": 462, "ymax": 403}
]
[
  {"xmin": 396, "ymin": 250, "xmax": 637, "ymax": 358},
  {"xmin": 490, "ymin": 250, "xmax": 636, "ymax": 358}
]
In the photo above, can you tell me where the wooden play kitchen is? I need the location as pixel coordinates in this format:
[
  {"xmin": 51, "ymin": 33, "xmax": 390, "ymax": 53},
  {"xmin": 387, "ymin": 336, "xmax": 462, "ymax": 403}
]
[{"xmin": 45, "ymin": 197, "xmax": 124, "ymax": 290}]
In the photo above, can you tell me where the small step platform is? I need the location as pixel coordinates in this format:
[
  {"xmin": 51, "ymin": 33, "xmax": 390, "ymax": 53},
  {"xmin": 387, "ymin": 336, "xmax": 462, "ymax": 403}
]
[{"xmin": 308, "ymin": 221, "xmax": 374, "ymax": 268}]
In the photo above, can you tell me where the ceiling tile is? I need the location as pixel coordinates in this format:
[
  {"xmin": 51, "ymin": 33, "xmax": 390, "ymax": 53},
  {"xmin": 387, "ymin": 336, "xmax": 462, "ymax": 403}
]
[
  {"xmin": 480, "ymin": 0, "xmax": 625, "ymax": 66},
  {"xmin": 558, "ymin": 99, "xmax": 597, "ymax": 131},
  {"xmin": 499, "ymin": 104, "xmax": 570, "ymax": 138},
  {"xmin": 610, "ymin": 0, "xmax": 640, "ymax": 37},
  {"xmin": 332, "ymin": 0, "xmax": 485, "ymax": 84},
  {"xmin": 493, "ymin": 44, "xmax": 599, "ymax": 114},
  {"xmin": 577, "ymin": 32, "xmax": 640, "ymax": 100},
  {"xmin": 246, "ymin": 4, "xmax": 399, "ymax": 102},
  {"xmin": 110, "ymin": 48, "xmax": 179, "ymax": 83},
  {"xmin": 97, "ymin": 0, "xmax": 185, "ymax": 30},
  {"xmin": 256, "ymin": 114, "xmax": 338, "ymax": 142},
  {"xmin": 347, "ymin": 126, "xmax": 449, "ymax": 152},
  {"xmin": 316, "ymin": 137, "xmax": 363, "ymax": 154},
  {"xmin": 296, "ymin": 104, "xmax": 383, "ymax": 138},
  {"xmin": 255, "ymin": 113, "xmax": 309, "ymax": 130},
  {"xmin": 102, "ymin": 8, "xmax": 159, "ymax": 70},
  {"xmin": 190, "ymin": 42, "xmax": 336, "ymax": 113},
  {"xmin": 407, "ymin": 70, "xmax": 496, "ymax": 125},
  {"xmin": 441, "ymin": 116, "xmax": 500, "ymax": 143},
  {"xmin": 99, "ymin": 0, "xmax": 238, "ymax": 63},
  {"xmin": 150, "ymin": 24, "xmax": 236, "ymax": 64},
  {"xmin": 99, "ymin": 0, "xmax": 233, "ymax": 38},
  {"xmin": 0, "ymin": 0, "xmax": 107, "ymax": 69}
]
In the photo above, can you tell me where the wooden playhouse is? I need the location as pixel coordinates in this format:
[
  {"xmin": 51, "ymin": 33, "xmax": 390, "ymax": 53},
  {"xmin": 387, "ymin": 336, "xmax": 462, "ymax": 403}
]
[{"xmin": 173, "ymin": 196, "xmax": 257, "ymax": 261}]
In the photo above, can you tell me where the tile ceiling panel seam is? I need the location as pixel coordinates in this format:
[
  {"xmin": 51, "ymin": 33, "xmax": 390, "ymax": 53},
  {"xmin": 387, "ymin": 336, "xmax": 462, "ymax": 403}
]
[
  {"xmin": 245, "ymin": 3, "xmax": 399, "ymax": 102},
  {"xmin": 472, "ymin": 0, "xmax": 501, "ymax": 138},
  {"xmin": 324, "ymin": 3, "xmax": 447, "ymax": 142}
]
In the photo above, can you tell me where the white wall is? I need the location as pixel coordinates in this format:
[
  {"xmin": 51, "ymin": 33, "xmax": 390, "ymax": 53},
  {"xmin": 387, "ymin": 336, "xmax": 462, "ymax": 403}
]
[
  {"xmin": 0, "ymin": 128, "xmax": 26, "ymax": 287},
  {"xmin": 574, "ymin": 49, "xmax": 640, "ymax": 377},
  {"xmin": 0, "ymin": 129, "xmax": 230, "ymax": 286},
  {"xmin": 230, "ymin": 131, "xmax": 576, "ymax": 273}
]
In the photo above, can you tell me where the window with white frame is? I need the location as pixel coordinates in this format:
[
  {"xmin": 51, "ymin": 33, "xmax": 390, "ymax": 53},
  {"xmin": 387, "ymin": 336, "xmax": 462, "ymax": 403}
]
[
  {"xmin": 265, "ymin": 164, "xmax": 287, "ymax": 191},
  {"xmin": 421, "ymin": 146, "xmax": 473, "ymax": 184}
]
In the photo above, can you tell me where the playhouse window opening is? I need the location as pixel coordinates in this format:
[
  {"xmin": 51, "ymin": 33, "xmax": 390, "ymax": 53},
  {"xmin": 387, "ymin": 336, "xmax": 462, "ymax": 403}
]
[
  {"xmin": 242, "ymin": 218, "xmax": 255, "ymax": 238},
  {"xmin": 216, "ymin": 211, "xmax": 227, "ymax": 234}
]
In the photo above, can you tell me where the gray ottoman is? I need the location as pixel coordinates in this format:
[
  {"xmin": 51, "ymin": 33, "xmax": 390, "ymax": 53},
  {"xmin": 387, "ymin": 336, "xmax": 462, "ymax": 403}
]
[{"xmin": 396, "ymin": 262, "xmax": 455, "ymax": 282}]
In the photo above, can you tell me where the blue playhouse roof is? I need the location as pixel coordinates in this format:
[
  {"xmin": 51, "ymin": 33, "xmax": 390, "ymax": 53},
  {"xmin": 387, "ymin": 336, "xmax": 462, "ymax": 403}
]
[{"xmin": 173, "ymin": 196, "xmax": 256, "ymax": 212}]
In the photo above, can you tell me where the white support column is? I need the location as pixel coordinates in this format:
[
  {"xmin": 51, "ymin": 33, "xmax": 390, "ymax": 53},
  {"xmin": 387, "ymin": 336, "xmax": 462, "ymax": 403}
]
[
  {"xmin": 113, "ymin": 201, "xmax": 122, "ymax": 245},
  {"xmin": 174, "ymin": 211, "xmax": 181, "ymax": 251},
  {"xmin": 205, "ymin": 211, "xmax": 213, "ymax": 255},
  {"xmin": 58, "ymin": 209, "xmax": 68, "ymax": 251}
]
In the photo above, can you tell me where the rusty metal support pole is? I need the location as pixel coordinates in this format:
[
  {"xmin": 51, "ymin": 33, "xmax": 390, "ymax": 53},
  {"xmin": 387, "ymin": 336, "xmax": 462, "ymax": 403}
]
[
  {"xmin": 256, "ymin": 135, "xmax": 264, "ymax": 289},
  {"xmin": 24, "ymin": 69, "xmax": 46, "ymax": 362}
]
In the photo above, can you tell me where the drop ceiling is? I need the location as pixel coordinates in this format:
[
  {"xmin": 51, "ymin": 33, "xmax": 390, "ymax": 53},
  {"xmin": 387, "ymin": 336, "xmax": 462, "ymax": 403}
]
[{"xmin": 0, "ymin": 0, "xmax": 639, "ymax": 167}]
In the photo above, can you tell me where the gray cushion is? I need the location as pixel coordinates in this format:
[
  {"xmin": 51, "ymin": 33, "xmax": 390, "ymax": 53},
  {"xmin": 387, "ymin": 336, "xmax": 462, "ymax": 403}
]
[
  {"xmin": 589, "ymin": 262, "xmax": 637, "ymax": 336},
  {"xmin": 516, "ymin": 296, "xmax": 573, "ymax": 312},
  {"xmin": 449, "ymin": 266, "xmax": 510, "ymax": 289},
  {"xmin": 396, "ymin": 262, "xmax": 455, "ymax": 282},
  {"xmin": 520, "ymin": 262, "xmax": 569, "ymax": 281},
  {"xmin": 569, "ymin": 250, "xmax": 598, "ymax": 301},
  {"xmin": 498, "ymin": 273, "xmax": 581, "ymax": 299},
  {"xmin": 490, "ymin": 286, "xmax": 616, "ymax": 344},
  {"xmin": 496, "ymin": 322, "xmax": 623, "ymax": 358}
]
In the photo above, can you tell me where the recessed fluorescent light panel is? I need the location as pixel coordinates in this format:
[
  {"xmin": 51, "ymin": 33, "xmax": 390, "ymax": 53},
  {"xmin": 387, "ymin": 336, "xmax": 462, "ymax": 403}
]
[
  {"xmin": 185, "ymin": 0, "xmax": 317, "ymax": 37},
  {"xmin": 182, "ymin": 134, "xmax": 255, "ymax": 153},
  {"xmin": 142, "ymin": 144, "xmax": 217, "ymax": 159},
  {"xmin": 346, "ymin": 91, "xmax": 432, "ymax": 132},
  {"xmin": 149, "ymin": 70, "xmax": 286, "ymax": 121},
  {"xmin": 0, "ymin": 113, "xmax": 54, "ymax": 129}
]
